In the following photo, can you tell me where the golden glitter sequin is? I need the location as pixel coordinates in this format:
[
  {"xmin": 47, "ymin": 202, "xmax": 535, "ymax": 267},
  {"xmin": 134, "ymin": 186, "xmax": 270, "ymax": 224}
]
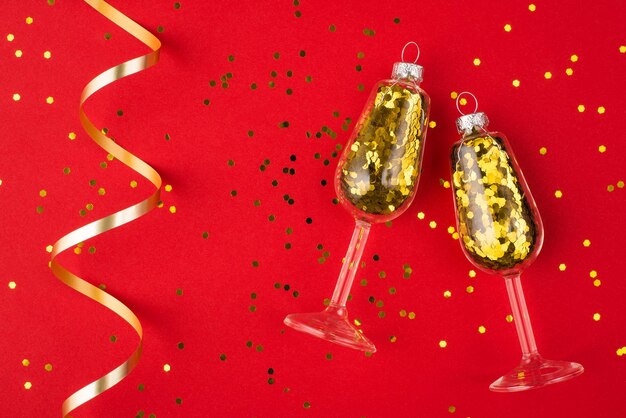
[
  {"xmin": 8, "ymin": 281, "xmax": 17, "ymax": 289},
  {"xmin": 452, "ymin": 135, "xmax": 538, "ymax": 270},
  {"xmin": 577, "ymin": 104, "xmax": 585, "ymax": 112},
  {"xmin": 15, "ymin": 49, "xmax": 23, "ymax": 57},
  {"xmin": 529, "ymin": 4, "xmax": 536, "ymax": 11},
  {"xmin": 7, "ymin": 33, "xmax": 15, "ymax": 41},
  {"xmin": 597, "ymin": 106, "xmax": 606, "ymax": 114},
  {"xmin": 43, "ymin": 51, "xmax": 51, "ymax": 59},
  {"xmin": 337, "ymin": 82, "xmax": 427, "ymax": 216},
  {"xmin": 598, "ymin": 145, "xmax": 606, "ymax": 153},
  {"xmin": 439, "ymin": 340, "xmax": 447, "ymax": 348},
  {"xmin": 593, "ymin": 313, "xmax": 601, "ymax": 321},
  {"xmin": 163, "ymin": 364, "xmax": 171, "ymax": 372},
  {"xmin": 544, "ymin": 72, "xmax": 552, "ymax": 79},
  {"xmin": 13, "ymin": 93, "xmax": 21, "ymax": 101},
  {"xmin": 504, "ymin": 24, "xmax": 512, "ymax": 32},
  {"xmin": 473, "ymin": 58, "xmax": 481, "ymax": 66},
  {"xmin": 565, "ymin": 68, "xmax": 574, "ymax": 76},
  {"xmin": 24, "ymin": 382, "xmax": 32, "ymax": 390},
  {"xmin": 559, "ymin": 263, "xmax": 567, "ymax": 271},
  {"xmin": 555, "ymin": 190, "xmax": 563, "ymax": 198},
  {"xmin": 512, "ymin": 79, "xmax": 520, "ymax": 87}
]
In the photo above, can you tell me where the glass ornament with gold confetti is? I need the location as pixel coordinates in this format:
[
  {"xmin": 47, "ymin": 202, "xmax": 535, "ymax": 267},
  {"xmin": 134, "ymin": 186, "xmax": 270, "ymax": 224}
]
[
  {"xmin": 449, "ymin": 92, "xmax": 583, "ymax": 391},
  {"xmin": 284, "ymin": 42, "xmax": 430, "ymax": 352}
]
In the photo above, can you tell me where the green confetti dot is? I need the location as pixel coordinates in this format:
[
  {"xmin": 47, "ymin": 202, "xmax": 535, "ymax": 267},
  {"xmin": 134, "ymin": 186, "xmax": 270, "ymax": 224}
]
[
  {"xmin": 209, "ymin": 80, "xmax": 216, "ymax": 87},
  {"xmin": 356, "ymin": 64, "xmax": 362, "ymax": 72},
  {"xmin": 357, "ymin": 84, "xmax": 365, "ymax": 91},
  {"xmin": 219, "ymin": 354, "xmax": 226, "ymax": 361},
  {"xmin": 286, "ymin": 88, "xmax": 293, "ymax": 95},
  {"xmin": 250, "ymin": 83, "xmax": 257, "ymax": 90},
  {"xmin": 292, "ymin": 291, "xmax": 299, "ymax": 298},
  {"xmin": 273, "ymin": 52, "xmax": 280, "ymax": 59},
  {"xmin": 227, "ymin": 159, "xmax": 235, "ymax": 166},
  {"xmin": 256, "ymin": 345, "xmax": 264, "ymax": 352},
  {"xmin": 389, "ymin": 287, "xmax": 396, "ymax": 294},
  {"xmin": 363, "ymin": 28, "xmax": 376, "ymax": 37},
  {"xmin": 379, "ymin": 271, "xmax": 386, "ymax": 279},
  {"xmin": 252, "ymin": 260, "xmax": 259, "ymax": 267},
  {"xmin": 249, "ymin": 305, "xmax": 256, "ymax": 312},
  {"xmin": 268, "ymin": 377, "xmax": 275, "ymax": 384},
  {"xmin": 246, "ymin": 340, "xmax": 253, "ymax": 348},
  {"xmin": 176, "ymin": 288, "xmax": 184, "ymax": 296},
  {"xmin": 177, "ymin": 342, "xmax": 184, "ymax": 349},
  {"xmin": 203, "ymin": 99, "xmax": 210, "ymax": 106},
  {"xmin": 299, "ymin": 50, "xmax": 306, "ymax": 57},
  {"xmin": 268, "ymin": 81, "xmax": 275, "ymax": 88},
  {"xmin": 202, "ymin": 231, "xmax": 209, "ymax": 239},
  {"xmin": 303, "ymin": 402, "xmax": 311, "ymax": 409},
  {"xmin": 360, "ymin": 279, "xmax": 368, "ymax": 286},
  {"xmin": 378, "ymin": 311, "xmax": 386, "ymax": 318},
  {"xmin": 157, "ymin": 25, "xmax": 164, "ymax": 33},
  {"xmin": 248, "ymin": 130, "xmax": 254, "ymax": 137},
  {"xmin": 104, "ymin": 32, "xmax": 111, "ymax": 40},
  {"xmin": 357, "ymin": 51, "xmax": 365, "ymax": 59},
  {"xmin": 110, "ymin": 335, "xmax": 117, "ymax": 343},
  {"xmin": 117, "ymin": 109, "xmax": 123, "ymax": 116},
  {"xmin": 294, "ymin": 10, "xmax": 301, "ymax": 17},
  {"xmin": 48, "ymin": 0, "xmax": 55, "ymax": 5},
  {"xmin": 305, "ymin": 75, "xmax": 312, "ymax": 83},
  {"xmin": 329, "ymin": 24, "xmax": 336, "ymax": 32},
  {"xmin": 138, "ymin": 384, "xmax": 145, "ymax": 391},
  {"xmin": 325, "ymin": 353, "xmax": 333, "ymax": 360},
  {"xmin": 228, "ymin": 55, "xmax": 234, "ymax": 62},
  {"xmin": 285, "ymin": 242, "xmax": 292, "ymax": 249},
  {"xmin": 279, "ymin": 121, "xmax": 290, "ymax": 128},
  {"xmin": 286, "ymin": 70, "xmax": 293, "ymax": 77},
  {"xmin": 268, "ymin": 214, "xmax": 276, "ymax": 222},
  {"xmin": 230, "ymin": 190, "xmax": 237, "ymax": 197},
  {"xmin": 174, "ymin": 2, "xmax": 181, "ymax": 10},
  {"xmin": 175, "ymin": 398, "xmax": 182, "ymax": 405},
  {"xmin": 165, "ymin": 133, "xmax": 171, "ymax": 141}
]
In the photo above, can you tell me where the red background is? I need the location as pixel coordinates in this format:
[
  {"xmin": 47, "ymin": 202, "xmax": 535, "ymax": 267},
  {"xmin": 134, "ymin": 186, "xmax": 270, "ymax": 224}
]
[{"xmin": 1, "ymin": 1, "xmax": 625, "ymax": 417}]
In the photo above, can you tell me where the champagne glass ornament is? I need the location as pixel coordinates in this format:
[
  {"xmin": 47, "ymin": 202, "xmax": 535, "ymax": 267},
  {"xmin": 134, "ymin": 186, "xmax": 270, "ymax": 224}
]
[
  {"xmin": 449, "ymin": 92, "xmax": 584, "ymax": 391},
  {"xmin": 284, "ymin": 42, "xmax": 431, "ymax": 352}
]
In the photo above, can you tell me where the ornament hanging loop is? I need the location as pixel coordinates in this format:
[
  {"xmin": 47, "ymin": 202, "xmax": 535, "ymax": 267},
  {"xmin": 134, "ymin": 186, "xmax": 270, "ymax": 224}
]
[
  {"xmin": 401, "ymin": 41, "xmax": 420, "ymax": 63},
  {"xmin": 456, "ymin": 91, "xmax": 479, "ymax": 116}
]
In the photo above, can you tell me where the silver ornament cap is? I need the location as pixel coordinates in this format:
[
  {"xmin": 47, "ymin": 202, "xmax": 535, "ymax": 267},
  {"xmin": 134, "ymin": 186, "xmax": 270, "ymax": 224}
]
[
  {"xmin": 391, "ymin": 62, "xmax": 423, "ymax": 82},
  {"xmin": 456, "ymin": 112, "xmax": 489, "ymax": 134}
]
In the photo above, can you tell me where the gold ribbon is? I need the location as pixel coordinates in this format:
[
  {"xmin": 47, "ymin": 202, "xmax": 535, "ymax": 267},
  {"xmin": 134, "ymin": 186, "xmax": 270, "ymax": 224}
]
[{"xmin": 50, "ymin": 1, "xmax": 161, "ymax": 416}]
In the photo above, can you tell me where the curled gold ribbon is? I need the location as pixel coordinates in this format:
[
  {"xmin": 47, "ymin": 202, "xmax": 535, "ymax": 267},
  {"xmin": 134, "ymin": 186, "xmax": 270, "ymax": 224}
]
[{"xmin": 50, "ymin": 1, "xmax": 161, "ymax": 416}]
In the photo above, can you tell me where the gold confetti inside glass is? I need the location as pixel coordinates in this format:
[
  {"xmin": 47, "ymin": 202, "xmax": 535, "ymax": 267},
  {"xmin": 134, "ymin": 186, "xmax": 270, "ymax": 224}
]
[
  {"xmin": 284, "ymin": 42, "xmax": 430, "ymax": 352},
  {"xmin": 449, "ymin": 92, "xmax": 583, "ymax": 391}
]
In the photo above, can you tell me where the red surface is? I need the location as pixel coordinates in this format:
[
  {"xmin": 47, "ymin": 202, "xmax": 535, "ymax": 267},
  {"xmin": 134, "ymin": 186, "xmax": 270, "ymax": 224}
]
[{"xmin": 1, "ymin": 1, "xmax": 625, "ymax": 417}]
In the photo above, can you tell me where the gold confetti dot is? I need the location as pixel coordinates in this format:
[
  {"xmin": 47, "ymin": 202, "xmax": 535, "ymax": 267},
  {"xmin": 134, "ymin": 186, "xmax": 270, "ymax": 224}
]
[
  {"xmin": 399, "ymin": 309, "xmax": 407, "ymax": 317},
  {"xmin": 506, "ymin": 314, "xmax": 514, "ymax": 323},
  {"xmin": 7, "ymin": 33, "xmax": 15, "ymax": 41},
  {"xmin": 539, "ymin": 147, "xmax": 547, "ymax": 155},
  {"xmin": 617, "ymin": 181, "xmax": 624, "ymax": 188},
  {"xmin": 466, "ymin": 285, "xmax": 474, "ymax": 293},
  {"xmin": 459, "ymin": 98, "xmax": 467, "ymax": 106},
  {"xmin": 428, "ymin": 121, "xmax": 437, "ymax": 129},
  {"xmin": 46, "ymin": 96, "xmax": 54, "ymax": 104},
  {"xmin": 39, "ymin": 189, "xmax": 47, "ymax": 197},
  {"xmin": 26, "ymin": 17, "xmax": 34, "ymax": 24},
  {"xmin": 408, "ymin": 312, "xmax": 416, "ymax": 320},
  {"xmin": 163, "ymin": 364, "xmax": 171, "ymax": 372},
  {"xmin": 439, "ymin": 340, "xmax": 447, "ymax": 348},
  {"xmin": 570, "ymin": 54, "xmax": 579, "ymax": 62},
  {"xmin": 130, "ymin": 180, "xmax": 138, "ymax": 188},
  {"xmin": 443, "ymin": 290, "xmax": 452, "ymax": 298},
  {"xmin": 593, "ymin": 313, "xmax": 601, "ymax": 321},
  {"xmin": 558, "ymin": 263, "xmax": 567, "ymax": 271},
  {"xmin": 447, "ymin": 226, "xmax": 455, "ymax": 234},
  {"xmin": 15, "ymin": 50, "xmax": 23, "ymax": 57},
  {"xmin": 565, "ymin": 68, "xmax": 573, "ymax": 76},
  {"xmin": 554, "ymin": 190, "xmax": 563, "ymax": 198},
  {"xmin": 46, "ymin": 245, "xmax": 53, "ymax": 253},
  {"xmin": 22, "ymin": 359, "xmax": 30, "ymax": 366},
  {"xmin": 468, "ymin": 270, "xmax": 476, "ymax": 278},
  {"xmin": 620, "ymin": 45, "xmax": 626, "ymax": 54},
  {"xmin": 577, "ymin": 104, "xmax": 585, "ymax": 112},
  {"xmin": 504, "ymin": 24, "xmax": 512, "ymax": 32},
  {"xmin": 450, "ymin": 91, "xmax": 458, "ymax": 99},
  {"xmin": 442, "ymin": 180, "xmax": 450, "ymax": 188},
  {"xmin": 512, "ymin": 79, "xmax": 520, "ymax": 87},
  {"xmin": 169, "ymin": 206, "xmax": 176, "ymax": 214},
  {"xmin": 429, "ymin": 221, "xmax": 437, "ymax": 229},
  {"xmin": 544, "ymin": 71, "xmax": 552, "ymax": 79},
  {"xmin": 473, "ymin": 58, "xmax": 481, "ymax": 66},
  {"xmin": 589, "ymin": 270, "xmax": 598, "ymax": 278},
  {"xmin": 68, "ymin": 132, "xmax": 76, "ymax": 140},
  {"xmin": 24, "ymin": 382, "xmax": 32, "ymax": 390},
  {"xmin": 44, "ymin": 363, "xmax": 53, "ymax": 372},
  {"xmin": 528, "ymin": 3, "xmax": 536, "ymax": 11},
  {"xmin": 583, "ymin": 239, "xmax": 591, "ymax": 247},
  {"xmin": 98, "ymin": 187, "xmax": 106, "ymax": 195},
  {"xmin": 8, "ymin": 281, "xmax": 17, "ymax": 289},
  {"xmin": 43, "ymin": 50, "xmax": 51, "ymax": 59},
  {"xmin": 597, "ymin": 106, "xmax": 605, "ymax": 114},
  {"xmin": 608, "ymin": 184, "xmax": 615, "ymax": 192},
  {"xmin": 478, "ymin": 325, "xmax": 486, "ymax": 334},
  {"xmin": 598, "ymin": 145, "xmax": 606, "ymax": 153},
  {"xmin": 593, "ymin": 279, "xmax": 601, "ymax": 287},
  {"xmin": 417, "ymin": 212, "xmax": 425, "ymax": 219},
  {"xmin": 164, "ymin": 184, "xmax": 173, "ymax": 192},
  {"xmin": 448, "ymin": 405, "xmax": 456, "ymax": 413},
  {"xmin": 13, "ymin": 93, "xmax": 21, "ymax": 101},
  {"xmin": 452, "ymin": 232, "xmax": 459, "ymax": 240},
  {"xmin": 74, "ymin": 247, "xmax": 81, "ymax": 255}
]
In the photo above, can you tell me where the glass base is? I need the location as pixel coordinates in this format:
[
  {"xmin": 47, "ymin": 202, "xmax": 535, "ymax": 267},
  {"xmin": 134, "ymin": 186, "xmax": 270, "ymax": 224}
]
[
  {"xmin": 284, "ymin": 305, "xmax": 377, "ymax": 353},
  {"xmin": 490, "ymin": 354, "xmax": 584, "ymax": 392}
]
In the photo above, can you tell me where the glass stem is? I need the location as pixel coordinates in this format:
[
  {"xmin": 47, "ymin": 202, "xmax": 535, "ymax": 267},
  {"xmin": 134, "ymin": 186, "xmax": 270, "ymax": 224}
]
[
  {"xmin": 505, "ymin": 274, "xmax": 539, "ymax": 359},
  {"xmin": 330, "ymin": 220, "xmax": 371, "ymax": 308}
]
